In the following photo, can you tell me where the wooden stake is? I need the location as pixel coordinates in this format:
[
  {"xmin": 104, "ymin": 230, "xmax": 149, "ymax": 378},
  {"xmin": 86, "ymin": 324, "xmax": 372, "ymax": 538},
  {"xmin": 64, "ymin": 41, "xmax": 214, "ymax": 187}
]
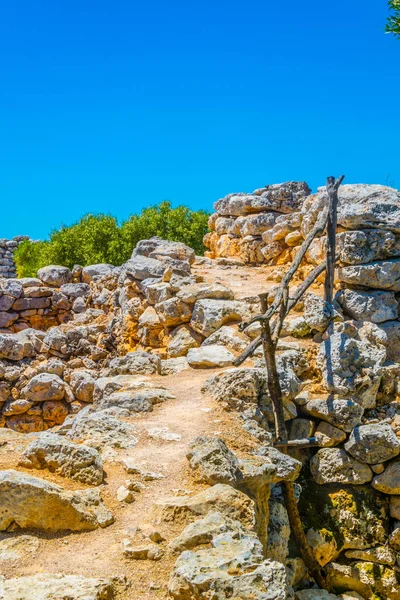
[{"xmin": 324, "ymin": 175, "xmax": 344, "ymax": 304}]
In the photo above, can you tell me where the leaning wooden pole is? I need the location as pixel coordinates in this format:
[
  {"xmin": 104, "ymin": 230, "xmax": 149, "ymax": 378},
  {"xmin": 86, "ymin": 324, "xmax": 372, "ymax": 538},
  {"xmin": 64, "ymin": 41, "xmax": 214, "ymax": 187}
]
[{"xmin": 324, "ymin": 175, "xmax": 344, "ymax": 303}]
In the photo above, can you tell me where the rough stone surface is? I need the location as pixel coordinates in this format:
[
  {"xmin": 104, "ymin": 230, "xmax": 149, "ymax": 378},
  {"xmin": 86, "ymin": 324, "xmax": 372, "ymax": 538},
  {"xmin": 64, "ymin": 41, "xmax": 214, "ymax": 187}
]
[
  {"xmin": 19, "ymin": 433, "xmax": 104, "ymax": 485},
  {"xmin": 0, "ymin": 470, "xmax": 113, "ymax": 531},
  {"xmin": 303, "ymin": 399, "xmax": 364, "ymax": 433},
  {"xmin": 0, "ymin": 574, "xmax": 114, "ymax": 599},
  {"xmin": 310, "ymin": 448, "xmax": 373, "ymax": 485},
  {"xmin": 345, "ymin": 423, "xmax": 400, "ymax": 464},
  {"xmin": 37, "ymin": 265, "xmax": 72, "ymax": 287},
  {"xmin": 372, "ymin": 459, "xmax": 400, "ymax": 494},
  {"xmin": 187, "ymin": 345, "xmax": 235, "ymax": 368},
  {"xmin": 336, "ymin": 288, "xmax": 398, "ymax": 323}
]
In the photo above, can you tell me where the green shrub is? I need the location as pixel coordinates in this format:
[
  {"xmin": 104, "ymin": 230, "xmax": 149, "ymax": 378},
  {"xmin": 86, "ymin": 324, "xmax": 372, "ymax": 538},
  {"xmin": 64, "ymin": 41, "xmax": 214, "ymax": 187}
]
[{"xmin": 14, "ymin": 202, "xmax": 210, "ymax": 278}]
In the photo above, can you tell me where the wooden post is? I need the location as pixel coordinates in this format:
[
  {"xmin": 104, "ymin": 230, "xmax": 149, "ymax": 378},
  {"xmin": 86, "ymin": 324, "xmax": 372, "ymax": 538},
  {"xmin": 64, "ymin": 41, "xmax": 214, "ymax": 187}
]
[{"xmin": 324, "ymin": 175, "xmax": 344, "ymax": 304}]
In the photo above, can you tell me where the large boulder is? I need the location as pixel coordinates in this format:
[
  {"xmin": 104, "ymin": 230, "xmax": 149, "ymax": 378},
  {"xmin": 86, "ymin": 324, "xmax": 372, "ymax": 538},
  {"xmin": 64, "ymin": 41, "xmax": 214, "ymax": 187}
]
[
  {"xmin": 132, "ymin": 236, "xmax": 196, "ymax": 264},
  {"xmin": 0, "ymin": 470, "xmax": 113, "ymax": 531},
  {"xmin": 338, "ymin": 259, "xmax": 400, "ymax": 291},
  {"xmin": 122, "ymin": 255, "xmax": 165, "ymax": 280},
  {"xmin": 187, "ymin": 345, "xmax": 235, "ymax": 368},
  {"xmin": 93, "ymin": 376, "xmax": 175, "ymax": 413},
  {"xmin": 155, "ymin": 297, "xmax": 192, "ymax": 327},
  {"xmin": 107, "ymin": 351, "xmax": 161, "ymax": 375},
  {"xmin": 214, "ymin": 181, "xmax": 310, "ymax": 216},
  {"xmin": 190, "ymin": 299, "xmax": 249, "ymax": 336},
  {"xmin": 37, "ymin": 265, "xmax": 72, "ymax": 287},
  {"xmin": 0, "ymin": 574, "xmax": 114, "ymax": 600},
  {"xmin": 176, "ymin": 282, "xmax": 234, "ymax": 304},
  {"xmin": 303, "ymin": 399, "xmax": 364, "ymax": 433},
  {"xmin": 0, "ymin": 333, "xmax": 25, "ymax": 361},
  {"xmin": 302, "ymin": 184, "xmax": 400, "ymax": 235},
  {"xmin": 167, "ymin": 324, "xmax": 203, "ymax": 358},
  {"xmin": 336, "ymin": 288, "xmax": 398, "ymax": 323},
  {"xmin": 19, "ymin": 433, "xmax": 104, "ymax": 485},
  {"xmin": 345, "ymin": 423, "xmax": 400, "ymax": 464},
  {"xmin": 82, "ymin": 263, "xmax": 114, "ymax": 283},
  {"xmin": 21, "ymin": 373, "xmax": 66, "ymax": 402},
  {"xmin": 372, "ymin": 459, "xmax": 400, "ymax": 494}
]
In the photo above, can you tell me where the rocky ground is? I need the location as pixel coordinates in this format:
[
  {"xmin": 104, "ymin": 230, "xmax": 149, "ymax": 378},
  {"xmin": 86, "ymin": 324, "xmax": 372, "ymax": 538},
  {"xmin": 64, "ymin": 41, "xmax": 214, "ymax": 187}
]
[{"xmin": 2, "ymin": 183, "xmax": 400, "ymax": 599}]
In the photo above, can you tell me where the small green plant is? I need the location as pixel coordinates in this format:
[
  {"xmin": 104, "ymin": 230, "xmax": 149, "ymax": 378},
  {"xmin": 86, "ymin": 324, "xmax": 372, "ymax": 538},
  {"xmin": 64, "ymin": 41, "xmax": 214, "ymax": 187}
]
[{"xmin": 14, "ymin": 202, "xmax": 210, "ymax": 278}]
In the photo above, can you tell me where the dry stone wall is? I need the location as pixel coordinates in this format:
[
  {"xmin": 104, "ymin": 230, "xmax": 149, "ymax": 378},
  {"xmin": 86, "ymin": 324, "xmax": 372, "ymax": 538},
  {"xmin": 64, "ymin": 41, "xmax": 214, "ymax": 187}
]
[{"xmin": 0, "ymin": 236, "xmax": 31, "ymax": 278}]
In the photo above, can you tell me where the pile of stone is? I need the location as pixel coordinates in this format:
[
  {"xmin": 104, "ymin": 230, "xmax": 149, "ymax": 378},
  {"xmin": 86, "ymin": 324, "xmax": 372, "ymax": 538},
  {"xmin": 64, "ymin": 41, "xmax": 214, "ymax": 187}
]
[
  {"xmin": 204, "ymin": 181, "xmax": 311, "ymax": 264},
  {"xmin": 0, "ymin": 236, "xmax": 31, "ymax": 278}
]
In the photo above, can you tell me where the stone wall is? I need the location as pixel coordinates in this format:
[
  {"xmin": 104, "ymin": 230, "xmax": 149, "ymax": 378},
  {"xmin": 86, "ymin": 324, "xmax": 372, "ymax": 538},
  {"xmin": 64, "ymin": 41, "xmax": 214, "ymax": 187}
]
[{"xmin": 0, "ymin": 236, "xmax": 31, "ymax": 278}]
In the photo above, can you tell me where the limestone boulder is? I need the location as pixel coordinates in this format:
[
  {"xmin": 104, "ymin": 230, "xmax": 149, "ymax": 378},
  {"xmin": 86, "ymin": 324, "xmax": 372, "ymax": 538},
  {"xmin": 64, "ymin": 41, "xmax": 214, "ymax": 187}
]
[
  {"xmin": 155, "ymin": 297, "xmax": 192, "ymax": 327},
  {"xmin": 314, "ymin": 422, "xmax": 347, "ymax": 447},
  {"xmin": 190, "ymin": 299, "xmax": 249, "ymax": 336},
  {"xmin": 378, "ymin": 320, "xmax": 400, "ymax": 361},
  {"xmin": 303, "ymin": 293, "xmax": 341, "ymax": 333},
  {"xmin": 302, "ymin": 184, "xmax": 400, "ymax": 235},
  {"xmin": 187, "ymin": 345, "xmax": 235, "ymax": 368},
  {"xmin": 303, "ymin": 399, "xmax": 363, "ymax": 433},
  {"xmin": 186, "ymin": 437, "xmax": 242, "ymax": 485},
  {"xmin": 21, "ymin": 373, "xmax": 65, "ymax": 402},
  {"xmin": 176, "ymin": 282, "xmax": 234, "ymax": 304},
  {"xmin": 233, "ymin": 212, "xmax": 280, "ymax": 236},
  {"xmin": 0, "ymin": 333, "xmax": 25, "ymax": 361},
  {"xmin": 214, "ymin": 181, "xmax": 310, "ymax": 216},
  {"xmin": 123, "ymin": 255, "xmax": 166, "ymax": 280},
  {"xmin": 310, "ymin": 448, "xmax": 373, "ymax": 485},
  {"xmin": 132, "ymin": 236, "xmax": 195, "ymax": 264},
  {"xmin": 167, "ymin": 324, "xmax": 203, "ymax": 357},
  {"xmin": 372, "ymin": 459, "xmax": 400, "ymax": 494},
  {"xmin": 37, "ymin": 265, "xmax": 72, "ymax": 287},
  {"xmin": 326, "ymin": 561, "xmax": 400, "ymax": 600},
  {"xmin": 336, "ymin": 289, "xmax": 398, "ymax": 323},
  {"xmin": 202, "ymin": 325, "xmax": 248, "ymax": 352},
  {"xmin": 69, "ymin": 369, "xmax": 96, "ymax": 403},
  {"xmin": 152, "ymin": 483, "xmax": 255, "ymax": 530},
  {"xmin": 168, "ymin": 511, "xmax": 243, "ymax": 554},
  {"xmin": 82, "ymin": 263, "xmax": 114, "ymax": 283},
  {"xmin": 0, "ymin": 574, "xmax": 114, "ymax": 600},
  {"xmin": 60, "ymin": 282, "xmax": 90, "ymax": 298},
  {"xmin": 59, "ymin": 407, "xmax": 137, "ymax": 449},
  {"xmin": 19, "ymin": 433, "xmax": 104, "ymax": 485},
  {"xmin": 107, "ymin": 351, "xmax": 161, "ymax": 375},
  {"xmin": 0, "ymin": 470, "xmax": 113, "ymax": 531},
  {"xmin": 338, "ymin": 259, "xmax": 400, "ymax": 291},
  {"xmin": 345, "ymin": 423, "xmax": 400, "ymax": 464}
]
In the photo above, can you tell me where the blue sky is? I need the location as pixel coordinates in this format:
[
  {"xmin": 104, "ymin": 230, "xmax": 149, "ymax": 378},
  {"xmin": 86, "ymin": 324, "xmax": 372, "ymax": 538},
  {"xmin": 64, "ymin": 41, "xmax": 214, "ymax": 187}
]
[{"xmin": 1, "ymin": 0, "xmax": 399, "ymax": 239}]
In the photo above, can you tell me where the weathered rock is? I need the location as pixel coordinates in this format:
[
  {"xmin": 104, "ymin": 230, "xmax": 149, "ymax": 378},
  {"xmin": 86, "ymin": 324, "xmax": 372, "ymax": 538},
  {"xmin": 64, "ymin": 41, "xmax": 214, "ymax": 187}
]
[
  {"xmin": 69, "ymin": 369, "xmax": 96, "ymax": 402},
  {"xmin": 94, "ymin": 375, "xmax": 174, "ymax": 413},
  {"xmin": 187, "ymin": 345, "xmax": 235, "ymax": 368},
  {"xmin": 215, "ymin": 182, "xmax": 310, "ymax": 216},
  {"xmin": 123, "ymin": 255, "xmax": 165, "ymax": 280},
  {"xmin": 0, "ymin": 333, "xmax": 25, "ymax": 361},
  {"xmin": 0, "ymin": 535, "xmax": 40, "ymax": 561},
  {"xmin": 345, "ymin": 545, "xmax": 396, "ymax": 565},
  {"xmin": 107, "ymin": 351, "xmax": 161, "ymax": 375},
  {"xmin": 306, "ymin": 527, "xmax": 338, "ymax": 566},
  {"xmin": 326, "ymin": 561, "xmax": 400, "ymax": 600},
  {"xmin": 155, "ymin": 297, "xmax": 192, "ymax": 327},
  {"xmin": 176, "ymin": 283, "xmax": 234, "ymax": 304},
  {"xmin": 133, "ymin": 236, "xmax": 195, "ymax": 264},
  {"xmin": 303, "ymin": 293, "xmax": 340, "ymax": 333},
  {"xmin": 202, "ymin": 325, "xmax": 248, "ymax": 352},
  {"xmin": 59, "ymin": 407, "xmax": 137, "ymax": 449},
  {"xmin": 303, "ymin": 399, "xmax": 363, "ymax": 433},
  {"xmin": 296, "ymin": 589, "xmax": 340, "ymax": 599},
  {"xmin": 168, "ymin": 511, "xmax": 242, "ymax": 554},
  {"xmin": 314, "ymin": 422, "xmax": 347, "ymax": 447},
  {"xmin": 267, "ymin": 494, "xmax": 290, "ymax": 563},
  {"xmin": 160, "ymin": 356, "xmax": 189, "ymax": 374},
  {"xmin": 0, "ymin": 470, "xmax": 113, "ymax": 531},
  {"xmin": 19, "ymin": 433, "xmax": 104, "ymax": 485},
  {"xmin": 310, "ymin": 448, "xmax": 373, "ymax": 485},
  {"xmin": 21, "ymin": 373, "xmax": 65, "ymax": 402},
  {"xmin": 82, "ymin": 263, "xmax": 114, "ymax": 283},
  {"xmin": 345, "ymin": 423, "xmax": 400, "ymax": 464},
  {"xmin": 0, "ymin": 573, "xmax": 114, "ymax": 599},
  {"xmin": 186, "ymin": 437, "xmax": 242, "ymax": 485},
  {"xmin": 167, "ymin": 324, "xmax": 203, "ymax": 357},
  {"xmin": 152, "ymin": 483, "xmax": 255, "ymax": 530},
  {"xmin": 378, "ymin": 320, "xmax": 400, "ymax": 361},
  {"xmin": 339, "ymin": 259, "xmax": 400, "ymax": 291},
  {"xmin": 372, "ymin": 459, "xmax": 400, "ymax": 494},
  {"xmin": 302, "ymin": 184, "xmax": 400, "ymax": 235},
  {"xmin": 336, "ymin": 288, "xmax": 398, "ymax": 323},
  {"xmin": 190, "ymin": 299, "xmax": 249, "ymax": 336},
  {"xmin": 37, "ymin": 265, "xmax": 72, "ymax": 287}
]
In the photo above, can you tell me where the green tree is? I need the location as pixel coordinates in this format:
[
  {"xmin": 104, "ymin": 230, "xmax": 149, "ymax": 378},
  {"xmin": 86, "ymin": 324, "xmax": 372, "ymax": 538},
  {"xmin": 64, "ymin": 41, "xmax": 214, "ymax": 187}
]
[
  {"xmin": 386, "ymin": 0, "xmax": 400, "ymax": 38},
  {"xmin": 14, "ymin": 202, "xmax": 210, "ymax": 277}
]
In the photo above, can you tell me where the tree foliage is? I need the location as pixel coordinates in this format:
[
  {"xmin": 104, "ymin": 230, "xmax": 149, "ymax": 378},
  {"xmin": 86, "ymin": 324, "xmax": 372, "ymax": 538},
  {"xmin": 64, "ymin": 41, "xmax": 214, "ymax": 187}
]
[
  {"xmin": 386, "ymin": 0, "xmax": 400, "ymax": 38},
  {"xmin": 15, "ymin": 202, "xmax": 210, "ymax": 278}
]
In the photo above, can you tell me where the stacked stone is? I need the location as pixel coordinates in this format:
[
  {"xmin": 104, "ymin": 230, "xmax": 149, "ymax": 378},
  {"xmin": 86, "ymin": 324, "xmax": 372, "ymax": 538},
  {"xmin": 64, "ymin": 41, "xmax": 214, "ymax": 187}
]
[
  {"xmin": 0, "ymin": 236, "xmax": 30, "ymax": 278},
  {"xmin": 303, "ymin": 183, "xmax": 400, "ymax": 361},
  {"xmin": 204, "ymin": 181, "xmax": 311, "ymax": 264}
]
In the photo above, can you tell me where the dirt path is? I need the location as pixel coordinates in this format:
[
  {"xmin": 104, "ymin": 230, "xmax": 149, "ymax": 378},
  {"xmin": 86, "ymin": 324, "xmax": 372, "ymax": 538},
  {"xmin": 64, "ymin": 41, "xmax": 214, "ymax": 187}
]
[{"xmin": 0, "ymin": 367, "xmax": 249, "ymax": 599}]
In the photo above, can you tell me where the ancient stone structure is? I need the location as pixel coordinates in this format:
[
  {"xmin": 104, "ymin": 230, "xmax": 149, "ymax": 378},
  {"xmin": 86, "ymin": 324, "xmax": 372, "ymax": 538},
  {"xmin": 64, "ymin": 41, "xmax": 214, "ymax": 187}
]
[
  {"xmin": 1, "ymin": 184, "xmax": 400, "ymax": 598},
  {"xmin": 0, "ymin": 236, "xmax": 31, "ymax": 278}
]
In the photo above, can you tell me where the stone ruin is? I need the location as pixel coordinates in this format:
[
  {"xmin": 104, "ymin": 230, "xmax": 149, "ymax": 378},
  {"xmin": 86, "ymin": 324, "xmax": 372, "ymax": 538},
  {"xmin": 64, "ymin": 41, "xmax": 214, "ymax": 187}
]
[
  {"xmin": 1, "ymin": 182, "xmax": 400, "ymax": 598},
  {"xmin": 0, "ymin": 236, "xmax": 31, "ymax": 279}
]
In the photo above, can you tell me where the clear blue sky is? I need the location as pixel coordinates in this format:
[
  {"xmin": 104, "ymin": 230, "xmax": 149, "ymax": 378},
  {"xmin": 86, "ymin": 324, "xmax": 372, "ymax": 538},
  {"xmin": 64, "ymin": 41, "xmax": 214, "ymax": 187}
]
[{"xmin": 1, "ymin": 0, "xmax": 399, "ymax": 239}]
